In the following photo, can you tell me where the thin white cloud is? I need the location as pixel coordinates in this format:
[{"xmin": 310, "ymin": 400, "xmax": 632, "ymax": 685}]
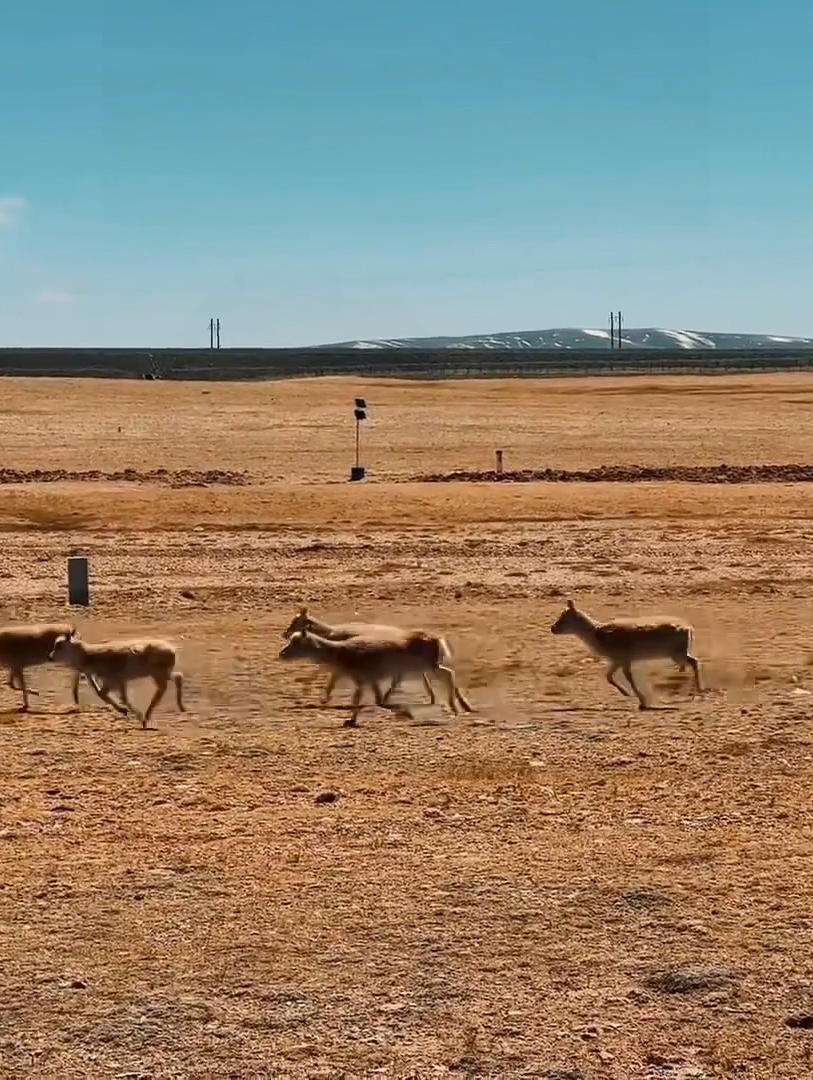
[
  {"xmin": 37, "ymin": 290, "xmax": 78, "ymax": 304},
  {"xmin": 0, "ymin": 196, "xmax": 26, "ymax": 229}
]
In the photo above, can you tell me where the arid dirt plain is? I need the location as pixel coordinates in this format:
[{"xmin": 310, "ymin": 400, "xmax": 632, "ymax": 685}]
[{"xmin": 4, "ymin": 373, "xmax": 813, "ymax": 1079}]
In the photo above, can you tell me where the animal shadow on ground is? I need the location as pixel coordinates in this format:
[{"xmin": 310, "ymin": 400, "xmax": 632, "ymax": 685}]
[
  {"xmin": 0, "ymin": 706, "xmax": 27, "ymax": 722},
  {"xmin": 544, "ymin": 704, "xmax": 623, "ymax": 714},
  {"xmin": 0, "ymin": 703, "xmax": 68, "ymax": 721},
  {"xmin": 295, "ymin": 702, "xmax": 356, "ymax": 711}
]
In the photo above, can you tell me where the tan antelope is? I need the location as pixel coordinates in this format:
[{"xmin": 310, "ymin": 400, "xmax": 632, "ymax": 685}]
[
  {"xmin": 278, "ymin": 628, "xmax": 473, "ymax": 727},
  {"xmin": 50, "ymin": 635, "xmax": 185, "ymax": 729},
  {"xmin": 282, "ymin": 606, "xmax": 440, "ymax": 706},
  {"xmin": 550, "ymin": 598, "xmax": 701, "ymax": 711},
  {"xmin": 0, "ymin": 622, "xmax": 88, "ymax": 711}
]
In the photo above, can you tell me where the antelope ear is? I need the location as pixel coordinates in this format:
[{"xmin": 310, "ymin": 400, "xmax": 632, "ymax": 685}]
[
  {"xmin": 298, "ymin": 606, "xmax": 308, "ymax": 616},
  {"xmin": 566, "ymin": 599, "xmax": 575, "ymax": 610}
]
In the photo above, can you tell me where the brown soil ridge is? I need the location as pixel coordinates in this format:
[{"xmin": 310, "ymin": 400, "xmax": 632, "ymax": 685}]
[
  {"xmin": 0, "ymin": 467, "xmax": 248, "ymax": 486},
  {"xmin": 413, "ymin": 462, "xmax": 813, "ymax": 484}
]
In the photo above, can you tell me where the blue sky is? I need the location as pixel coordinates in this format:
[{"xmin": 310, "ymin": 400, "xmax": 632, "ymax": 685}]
[{"xmin": 1, "ymin": 0, "xmax": 812, "ymax": 347}]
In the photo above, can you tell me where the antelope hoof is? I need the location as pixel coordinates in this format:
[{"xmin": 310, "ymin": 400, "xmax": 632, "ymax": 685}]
[{"xmin": 342, "ymin": 717, "xmax": 359, "ymax": 728}]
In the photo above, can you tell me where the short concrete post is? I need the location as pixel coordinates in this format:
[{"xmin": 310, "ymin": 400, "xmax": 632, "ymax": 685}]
[
  {"xmin": 67, "ymin": 556, "xmax": 89, "ymax": 606},
  {"xmin": 495, "ymin": 449, "xmax": 504, "ymax": 475}
]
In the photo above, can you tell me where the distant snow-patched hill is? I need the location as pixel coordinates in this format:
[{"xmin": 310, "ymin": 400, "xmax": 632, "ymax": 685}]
[{"xmin": 323, "ymin": 328, "xmax": 813, "ymax": 351}]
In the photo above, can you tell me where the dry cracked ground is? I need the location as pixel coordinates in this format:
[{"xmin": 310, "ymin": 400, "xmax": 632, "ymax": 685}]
[{"xmin": 1, "ymin": 374, "xmax": 813, "ymax": 1078}]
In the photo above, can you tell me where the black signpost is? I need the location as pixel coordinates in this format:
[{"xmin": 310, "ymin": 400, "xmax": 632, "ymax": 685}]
[{"xmin": 350, "ymin": 398, "xmax": 367, "ymax": 480}]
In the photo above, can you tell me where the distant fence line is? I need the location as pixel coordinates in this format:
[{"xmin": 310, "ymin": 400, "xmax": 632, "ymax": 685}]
[{"xmin": 1, "ymin": 347, "xmax": 813, "ymax": 381}]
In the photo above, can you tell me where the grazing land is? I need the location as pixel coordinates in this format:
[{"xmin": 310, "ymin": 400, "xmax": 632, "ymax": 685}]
[{"xmin": 2, "ymin": 373, "xmax": 813, "ymax": 1078}]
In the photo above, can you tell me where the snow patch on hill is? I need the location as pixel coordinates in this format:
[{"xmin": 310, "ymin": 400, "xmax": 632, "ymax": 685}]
[{"xmin": 323, "ymin": 327, "xmax": 813, "ymax": 351}]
